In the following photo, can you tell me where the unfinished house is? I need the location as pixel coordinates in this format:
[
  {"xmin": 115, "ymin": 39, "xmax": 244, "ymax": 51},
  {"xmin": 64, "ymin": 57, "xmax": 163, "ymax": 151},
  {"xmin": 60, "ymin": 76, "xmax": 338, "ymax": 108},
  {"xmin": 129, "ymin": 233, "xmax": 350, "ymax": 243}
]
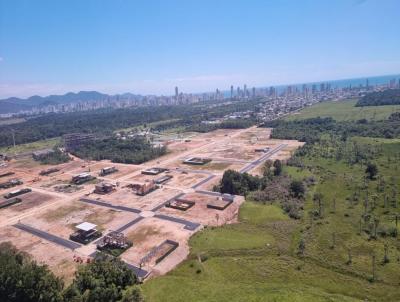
[
  {"xmin": 32, "ymin": 149, "xmax": 54, "ymax": 161},
  {"xmin": 154, "ymin": 175, "xmax": 173, "ymax": 184},
  {"xmin": 0, "ymin": 179, "xmax": 23, "ymax": 189},
  {"xmin": 94, "ymin": 182, "xmax": 115, "ymax": 194},
  {"xmin": 97, "ymin": 231, "xmax": 132, "ymax": 255},
  {"xmin": 63, "ymin": 133, "xmax": 95, "ymax": 152},
  {"xmin": 39, "ymin": 168, "xmax": 60, "ymax": 176},
  {"xmin": 183, "ymin": 157, "xmax": 212, "ymax": 165},
  {"xmin": 3, "ymin": 188, "xmax": 31, "ymax": 199},
  {"xmin": 128, "ymin": 181, "xmax": 158, "ymax": 196},
  {"xmin": 255, "ymin": 147, "xmax": 270, "ymax": 152},
  {"xmin": 69, "ymin": 222, "xmax": 102, "ymax": 244},
  {"xmin": 99, "ymin": 166, "xmax": 118, "ymax": 176},
  {"xmin": 207, "ymin": 195, "xmax": 234, "ymax": 210},
  {"xmin": 141, "ymin": 167, "xmax": 168, "ymax": 175},
  {"xmin": 71, "ymin": 173, "xmax": 95, "ymax": 185},
  {"xmin": 165, "ymin": 197, "xmax": 195, "ymax": 211},
  {"xmin": 0, "ymin": 197, "xmax": 22, "ymax": 209},
  {"xmin": 140, "ymin": 239, "xmax": 179, "ymax": 266}
]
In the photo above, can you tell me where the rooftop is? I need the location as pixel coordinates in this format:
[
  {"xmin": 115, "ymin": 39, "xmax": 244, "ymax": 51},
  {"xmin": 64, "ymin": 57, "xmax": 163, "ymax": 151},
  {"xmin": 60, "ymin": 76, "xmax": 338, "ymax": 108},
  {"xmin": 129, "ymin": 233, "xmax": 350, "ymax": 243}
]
[{"xmin": 75, "ymin": 222, "xmax": 97, "ymax": 231}]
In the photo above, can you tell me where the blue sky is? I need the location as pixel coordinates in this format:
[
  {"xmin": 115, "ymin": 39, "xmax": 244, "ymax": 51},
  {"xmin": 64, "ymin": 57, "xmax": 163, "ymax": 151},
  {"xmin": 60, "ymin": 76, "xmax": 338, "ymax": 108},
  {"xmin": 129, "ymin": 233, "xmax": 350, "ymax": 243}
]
[{"xmin": 0, "ymin": 0, "xmax": 399, "ymax": 98}]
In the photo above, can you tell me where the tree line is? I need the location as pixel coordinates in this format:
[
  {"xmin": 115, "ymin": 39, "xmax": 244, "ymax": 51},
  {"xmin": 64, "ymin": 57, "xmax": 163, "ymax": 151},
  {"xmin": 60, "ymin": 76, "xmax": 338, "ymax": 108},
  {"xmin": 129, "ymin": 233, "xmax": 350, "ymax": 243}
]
[
  {"xmin": 71, "ymin": 137, "xmax": 166, "ymax": 165},
  {"xmin": 0, "ymin": 242, "xmax": 144, "ymax": 302},
  {"xmin": 356, "ymin": 88, "xmax": 400, "ymax": 106},
  {"xmin": 264, "ymin": 114, "xmax": 400, "ymax": 143},
  {"xmin": 0, "ymin": 98, "xmax": 263, "ymax": 148}
]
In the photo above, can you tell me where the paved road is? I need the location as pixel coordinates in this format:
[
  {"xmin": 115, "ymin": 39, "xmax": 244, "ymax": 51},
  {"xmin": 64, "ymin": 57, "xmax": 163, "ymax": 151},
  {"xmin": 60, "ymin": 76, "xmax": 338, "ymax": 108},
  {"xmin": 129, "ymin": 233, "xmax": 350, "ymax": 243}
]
[
  {"xmin": 80, "ymin": 198, "xmax": 142, "ymax": 214},
  {"xmin": 14, "ymin": 223, "xmax": 81, "ymax": 250},
  {"xmin": 195, "ymin": 189, "xmax": 235, "ymax": 201},
  {"xmin": 240, "ymin": 144, "xmax": 287, "ymax": 173},
  {"xmin": 125, "ymin": 263, "xmax": 150, "ymax": 279},
  {"xmin": 175, "ymin": 168, "xmax": 214, "ymax": 175},
  {"xmin": 115, "ymin": 216, "xmax": 145, "ymax": 233},
  {"xmin": 151, "ymin": 192, "xmax": 185, "ymax": 212},
  {"xmin": 154, "ymin": 214, "xmax": 200, "ymax": 231},
  {"xmin": 191, "ymin": 174, "xmax": 215, "ymax": 189}
]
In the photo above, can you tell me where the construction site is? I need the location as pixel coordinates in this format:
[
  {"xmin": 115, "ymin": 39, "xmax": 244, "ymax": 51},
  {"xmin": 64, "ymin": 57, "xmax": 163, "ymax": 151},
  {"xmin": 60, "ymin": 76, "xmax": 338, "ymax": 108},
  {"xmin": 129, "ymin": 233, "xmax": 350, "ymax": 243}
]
[{"xmin": 0, "ymin": 126, "xmax": 303, "ymax": 282}]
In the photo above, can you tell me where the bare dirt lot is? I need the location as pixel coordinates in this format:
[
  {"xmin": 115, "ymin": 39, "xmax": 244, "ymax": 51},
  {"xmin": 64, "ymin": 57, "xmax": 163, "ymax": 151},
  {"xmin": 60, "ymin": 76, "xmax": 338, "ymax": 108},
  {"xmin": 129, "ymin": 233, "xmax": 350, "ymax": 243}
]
[
  {"xmin": 95, "ymin": 186, "xmax": 182, "ymax": 211},
  {"xmin": 0, "ymin": 126, "xmax": 302, "ymax": 280},
  {"xmin": 0, "ymin": 191, "xmax": 56, "ymax": 220},
  {"xmin": 121, "ymin": 217, "xmax": 193, "ymax": 274},
  {"xmin": 158, "ymin": 192, "xmax": 244, "ymax": 226},
  {"xmin": 21, "ymin": 200, "xmax": 138, "ymax": 238}
]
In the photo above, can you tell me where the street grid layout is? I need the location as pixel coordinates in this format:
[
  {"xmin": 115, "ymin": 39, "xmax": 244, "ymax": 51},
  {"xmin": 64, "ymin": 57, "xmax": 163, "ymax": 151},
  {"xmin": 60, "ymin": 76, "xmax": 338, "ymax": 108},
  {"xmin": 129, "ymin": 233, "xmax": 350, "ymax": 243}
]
[{"xmin": 1, "ymin": 127, "xmax": 303, "ymax": 280}]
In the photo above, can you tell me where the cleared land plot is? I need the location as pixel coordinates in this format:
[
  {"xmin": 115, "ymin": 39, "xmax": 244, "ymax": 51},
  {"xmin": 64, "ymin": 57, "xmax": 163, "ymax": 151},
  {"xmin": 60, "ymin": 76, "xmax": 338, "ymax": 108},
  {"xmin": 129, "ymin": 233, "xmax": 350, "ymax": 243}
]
[
  {"xmin": 160, "ymin": 170, "xmax": 208, "ymax": 188},
  {"xmin": 0, "ymin": 190, "xmax": 55, "ymax": 220},
  {"xmin": 121, "ymin": 218, "xmax": 192, "ymax": 273},
  {"xmin": 21, "ymin": 200, "xmax": 138, "ymax": 239},
  {"xmin": 95, "ymin": 186, "xmax": 182, "ymax": 211},
  {"xmin": 158, "ymin": 192, "xmax": 243, "ymax": 226},
  {"xmin": 0, "ymin": 226, "xmax": 79, "ymax": 282},
  {"xmin": 235, "ymin": 127, "xmax": 272, "ymax": 142},
  {"xmin": 285, "ymin": 99, "xmax": 400, "ymax": 121},
  {"xmin": 196, "ymin": 129, "xmax": 242, "ymax": 140},
  {"xmin": 68, "ymin": 161, "xmax": 140, "ymax": 179}
]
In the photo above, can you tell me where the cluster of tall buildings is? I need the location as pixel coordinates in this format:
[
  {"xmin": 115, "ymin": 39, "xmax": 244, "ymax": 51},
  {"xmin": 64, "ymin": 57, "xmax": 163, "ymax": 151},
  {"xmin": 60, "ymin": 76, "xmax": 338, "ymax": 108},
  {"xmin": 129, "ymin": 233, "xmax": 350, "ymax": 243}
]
[{"xmin": 2, "ymin": 77, "xmax": 400, "ymax": 118}]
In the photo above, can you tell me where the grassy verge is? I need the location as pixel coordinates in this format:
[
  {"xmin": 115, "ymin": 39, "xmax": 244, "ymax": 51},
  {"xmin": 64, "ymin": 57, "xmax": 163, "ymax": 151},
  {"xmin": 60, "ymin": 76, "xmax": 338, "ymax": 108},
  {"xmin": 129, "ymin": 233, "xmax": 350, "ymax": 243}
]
[
  {"xmin": 0, "ymin": 137, "xmax": 60, "ymax": 154},
  {"xmin": 285, "ymin": 99, "xmax": 400, "ymax": 122}
]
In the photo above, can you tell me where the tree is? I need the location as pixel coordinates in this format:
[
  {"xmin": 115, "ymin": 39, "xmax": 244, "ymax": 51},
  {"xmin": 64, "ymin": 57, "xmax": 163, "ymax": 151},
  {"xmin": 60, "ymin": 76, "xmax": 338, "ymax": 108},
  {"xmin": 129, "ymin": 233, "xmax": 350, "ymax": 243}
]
[
  {"xmin": 313, "ymin": 192, "xmax": 324, "ymax": 217},
  {"xmin": 365, "ymin": 163, "xmax": 378, "ymax": 180},
  {"xmin": 219, "ymin": 170, "xmax": 260, "ymax": 195},
  {"xmin": 0, "ymin": 242, "xmax": 64, "ymax": 302},
  {"xmin": 297, "ymin": 238, "xmax": 306, "ymax": 257},
  {"xmin": 65, "ymin": 253, "xmax": 141, "ymax": 302},
  {"xmin": 289, "ymin": 180, "xmax": 305, "ymax": 198},
  {"xmin": 273, "ymin": 159, "xmax": 282, "ymax": 176}
]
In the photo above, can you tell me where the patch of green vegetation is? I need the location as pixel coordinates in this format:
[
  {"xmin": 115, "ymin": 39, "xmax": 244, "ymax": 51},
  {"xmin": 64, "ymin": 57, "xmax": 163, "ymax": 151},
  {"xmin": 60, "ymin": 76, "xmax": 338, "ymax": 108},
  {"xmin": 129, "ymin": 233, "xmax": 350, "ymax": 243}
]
[
  {"xmin": 239, "ymin": 202, "xmax": 289, "ymax": 224},
  {"xmin": 0, "ymin": 137, "xmax": 60, "ymax": 155},
  {"xmin": 190, "ymin": 221, "xmax": 274, "ymax": 255},
  {"xmin": 285, "ymin": 99, "xmax": 400, "ymax": 122},
  {"xmin": 71, "ymin": 137, "xmax": 166, "ymax": 164}
]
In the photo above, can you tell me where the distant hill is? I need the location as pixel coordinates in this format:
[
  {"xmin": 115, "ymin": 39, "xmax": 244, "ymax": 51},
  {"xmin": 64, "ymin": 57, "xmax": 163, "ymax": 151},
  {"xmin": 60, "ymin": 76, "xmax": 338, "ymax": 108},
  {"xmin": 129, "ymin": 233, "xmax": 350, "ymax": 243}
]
[{"xmin": 0, "ymin": 91, "xmax": 111, "ymax": 114}]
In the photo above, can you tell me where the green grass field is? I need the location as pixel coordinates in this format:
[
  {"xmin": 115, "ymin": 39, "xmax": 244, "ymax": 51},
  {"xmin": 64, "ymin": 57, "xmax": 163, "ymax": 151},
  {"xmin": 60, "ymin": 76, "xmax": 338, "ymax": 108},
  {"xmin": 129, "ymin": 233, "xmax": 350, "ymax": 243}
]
[
  {"xmin": 285, "ymin": 99, "xmax": 400, "ymax": 121},
  {"xmin": 143, "ymin": 136, "xmax": 400, "ymax": 302},
  {"xmin": 0, "ymin": 137, "xmax": 60, "ymax": 155}
]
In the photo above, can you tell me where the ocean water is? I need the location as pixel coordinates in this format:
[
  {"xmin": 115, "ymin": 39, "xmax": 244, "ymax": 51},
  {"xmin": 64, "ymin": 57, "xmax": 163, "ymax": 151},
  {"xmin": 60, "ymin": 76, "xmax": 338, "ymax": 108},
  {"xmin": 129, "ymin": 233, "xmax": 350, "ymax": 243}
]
[{"xmin": 222, "ymin": 74, "xmax": 400, "ymax": 97}]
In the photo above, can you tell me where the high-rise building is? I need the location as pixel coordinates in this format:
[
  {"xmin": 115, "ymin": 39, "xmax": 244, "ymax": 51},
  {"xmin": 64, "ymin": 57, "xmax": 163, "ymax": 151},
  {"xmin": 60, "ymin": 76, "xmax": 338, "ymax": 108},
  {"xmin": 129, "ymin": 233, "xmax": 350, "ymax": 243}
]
[
  {"xmin": 269, "ymin": 86, "xmax": 275, "ymax": 97},
  {"xmin": 244, "ymin": 84, "xmax": 247, "ymax": 97},
  {"xmin": 366, "ymin": 78, "xmax": 369, "ymax": 89},
  {"xmin": 237, "ymin": 87, "xmax": 240, "ymax": 98},
  {"xmin": 287, "ymin": 85, "xmax": 292, "ymax": 96},
  {"xmin": 230, "ymin": 85, "xmax": 234, "ymax": 98},
  {"xmin": 320, "ymin": 83, "xmax": 325, "ymax": 92},
  {"xmin": 252, "ymin": 87, "xmax": 256, "ymax": 98},
  {"xmin": 312, "ymin": 84, "xmax": 317, "ymax": 94},
  {"xmin": 175, "ymin": 86, "xmax": 179, "ymax": 99}
]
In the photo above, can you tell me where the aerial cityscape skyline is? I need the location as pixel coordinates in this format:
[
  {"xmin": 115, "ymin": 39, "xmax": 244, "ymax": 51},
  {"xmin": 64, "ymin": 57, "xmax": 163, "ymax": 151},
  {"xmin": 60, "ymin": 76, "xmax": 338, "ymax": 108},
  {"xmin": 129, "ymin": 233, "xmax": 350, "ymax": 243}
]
[{"xmin": 1, "ymin": 0, "xmax": 400, "ymax": 98}]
